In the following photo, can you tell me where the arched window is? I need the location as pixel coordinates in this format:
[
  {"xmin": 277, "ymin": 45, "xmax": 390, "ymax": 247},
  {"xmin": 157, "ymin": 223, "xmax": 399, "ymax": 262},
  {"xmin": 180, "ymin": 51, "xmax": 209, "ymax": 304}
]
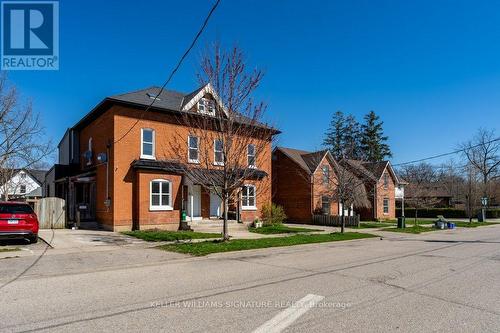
[{"xmin": 150, "ymin": 179, "xmax": 172, "ymax": 211}]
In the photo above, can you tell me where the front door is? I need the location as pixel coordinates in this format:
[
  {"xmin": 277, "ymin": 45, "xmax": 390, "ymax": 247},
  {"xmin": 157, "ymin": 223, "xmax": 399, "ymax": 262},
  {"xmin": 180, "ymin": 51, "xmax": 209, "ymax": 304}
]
[
  {"xmin": 188, "ymin": 185, "xmax": 202, "ymax": 220},
  {"xmin": 210, "ymin": 189, "xmax": 222, "ymax": 218}
]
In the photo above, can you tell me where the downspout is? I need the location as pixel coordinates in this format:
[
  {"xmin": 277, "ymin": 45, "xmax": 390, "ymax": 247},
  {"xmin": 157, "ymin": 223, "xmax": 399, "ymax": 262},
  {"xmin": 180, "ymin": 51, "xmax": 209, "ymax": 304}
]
[{"xmin": 106, "ymin": 142, "xmax": 110, "ymax": 212}]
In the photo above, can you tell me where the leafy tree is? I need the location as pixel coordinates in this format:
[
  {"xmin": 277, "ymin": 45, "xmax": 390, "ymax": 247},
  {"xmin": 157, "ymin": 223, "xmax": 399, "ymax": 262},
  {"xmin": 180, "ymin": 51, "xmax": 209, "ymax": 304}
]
[
  {"xmin": 323, "ymin": 110, "xmax": 345, "ymax": 159},
  {"xmin": 360, "ymin": 111, "xmax": 392, "ymax": 162}
]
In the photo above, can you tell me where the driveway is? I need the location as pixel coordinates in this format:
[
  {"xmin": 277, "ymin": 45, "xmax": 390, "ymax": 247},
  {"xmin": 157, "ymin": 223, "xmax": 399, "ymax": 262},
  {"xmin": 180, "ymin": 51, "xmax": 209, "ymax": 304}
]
[{"xmin": 0, "ymin": 229, "xmax": 153, "ymax": 259}]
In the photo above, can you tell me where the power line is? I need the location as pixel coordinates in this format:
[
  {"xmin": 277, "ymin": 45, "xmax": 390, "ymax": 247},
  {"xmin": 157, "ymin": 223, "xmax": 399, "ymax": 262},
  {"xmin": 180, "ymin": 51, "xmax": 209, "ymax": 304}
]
[
  {"xmin": 392, "ymin": 137, "xmax": 500, "ymax": 167},
  {"xmin": 114, "ymin": 0, "xmax": 221, "ymax": 145}
]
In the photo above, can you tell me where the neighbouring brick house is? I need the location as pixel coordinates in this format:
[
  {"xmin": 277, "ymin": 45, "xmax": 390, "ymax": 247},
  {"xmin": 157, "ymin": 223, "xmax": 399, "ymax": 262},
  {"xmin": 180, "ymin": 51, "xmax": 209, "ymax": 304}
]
[
  {"xmin": 343, "ymin": 159, "xmax": 399, "ymax": 220},
  {"xmin": 272, "ymin": 147, "xmax": 342, "ymax": 223},
  {"xmin": 47, "ymin": 84, "xmax": 277, "ymax": 231},
  {"xmin": 272, "ymin": 147, "xmax": 399, "ymax": 222}
]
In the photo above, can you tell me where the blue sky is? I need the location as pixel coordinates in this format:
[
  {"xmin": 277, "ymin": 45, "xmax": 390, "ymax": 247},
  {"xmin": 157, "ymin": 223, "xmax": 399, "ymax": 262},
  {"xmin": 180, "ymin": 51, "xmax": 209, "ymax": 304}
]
[{"xmin": 7, "ymin": 0, "xmax": 500, "ymax": 165}]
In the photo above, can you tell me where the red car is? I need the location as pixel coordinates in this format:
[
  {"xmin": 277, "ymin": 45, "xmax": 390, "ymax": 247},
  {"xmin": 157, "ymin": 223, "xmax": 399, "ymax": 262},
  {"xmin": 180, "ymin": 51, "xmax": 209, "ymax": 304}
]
[{"xmin": 0, "ymin": 202, "xmax": 39, "ymax": 243}]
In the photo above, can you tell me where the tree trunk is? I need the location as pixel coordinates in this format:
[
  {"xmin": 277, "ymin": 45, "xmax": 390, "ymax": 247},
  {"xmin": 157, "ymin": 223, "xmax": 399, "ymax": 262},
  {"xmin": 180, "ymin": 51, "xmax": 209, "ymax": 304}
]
[
  {"xmin": 414, "ymin": 209, "xmax": 418, "ymax": 226},
  {"xmin": 223, "ymin": 195, "xmax": 229, "ymax": 241},
  {"xmin": 341, "ymin": 201, "xmax": 345, "ymax": 234}
]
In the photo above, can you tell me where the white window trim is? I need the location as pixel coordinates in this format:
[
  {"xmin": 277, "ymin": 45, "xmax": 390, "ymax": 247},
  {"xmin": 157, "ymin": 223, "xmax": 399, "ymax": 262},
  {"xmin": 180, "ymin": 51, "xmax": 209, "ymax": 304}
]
[
  {"xmin": 213, "ymin": 139, "xmax": 224, "ymax": 166},
  {"xmin": 141, "ymin": 128, "xmax": 156, "ymax": 160},
  {"xmin": 198, "ymin": 97, "xmax": 216, "ymax": 116},
  {"xmin": 247, "ymin": 144, "xmax": 256, "ymax": 168},
  {"xmin": 149, "ymin": 179, "xmax": 173, "ymax": 211},
  {"xmin": 188, "ymin": 135, "xmax": 200, "ymax": 164},
  {"xmin": 383, "ymin": 198, "xmax": 389, "ymax": 215},
  {"xmin": 241, "ymin": 184, "xmax": 257, "ymax": 211}
]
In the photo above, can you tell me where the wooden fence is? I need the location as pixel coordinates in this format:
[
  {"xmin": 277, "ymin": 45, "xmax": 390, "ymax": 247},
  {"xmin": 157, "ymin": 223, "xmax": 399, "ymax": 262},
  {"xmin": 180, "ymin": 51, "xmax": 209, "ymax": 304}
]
[
  {"xmin": 35, "ymin": 197, "xmax": 66, "ymax": 229},
  {"xmin": 311, "ymin": 214, "xmax": 360, "ymax": 227}
]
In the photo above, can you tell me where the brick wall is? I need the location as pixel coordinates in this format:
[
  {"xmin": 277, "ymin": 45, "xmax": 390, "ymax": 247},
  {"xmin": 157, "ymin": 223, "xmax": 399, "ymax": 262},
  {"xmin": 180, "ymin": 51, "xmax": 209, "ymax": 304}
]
[
  {"xmin": 311, "ymin": 155, "xmax": 339, "ymax": 216},
  {"xmin": 374, "ymin": 169, "xmax": 396, "ymax": 220},
  {"xmin": 79, "ymin": 109, "xmax": 114, "ymax": 228},
  {"xmin": 134, "ymin": 171, "xmax": 182, "ymax": 231},
  {"xmin": 272, "ymin": 150, "xmax": 312, "ymax": 222},
  {"xmin": 82, "ymin": 105, "xmax": 274, "ymax": 230}
]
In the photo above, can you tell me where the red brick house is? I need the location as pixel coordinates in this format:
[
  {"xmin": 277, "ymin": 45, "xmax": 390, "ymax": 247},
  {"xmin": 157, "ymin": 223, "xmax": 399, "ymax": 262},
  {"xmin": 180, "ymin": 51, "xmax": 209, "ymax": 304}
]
[
  {"xmin": 47, "ymin": 84, "xmax": 278, "ymax": 231},
  {"xmin": 272, "ymin": 147, "xmax": 399, "ymax": 222},
  {"xmin": 343, "ymin": 159, "xmax": 399, "ymax": 220},
  {"xmin": 272, "ymin": 147, "xmax": 342, "ymax": 223}
]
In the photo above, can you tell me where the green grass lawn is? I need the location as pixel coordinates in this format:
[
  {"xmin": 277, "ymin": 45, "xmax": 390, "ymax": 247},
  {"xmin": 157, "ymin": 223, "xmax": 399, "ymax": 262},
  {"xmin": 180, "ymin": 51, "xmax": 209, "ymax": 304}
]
[
  {"xmin": 382, "ymin": 225, "xmax": 436, "ymax": 234},
  {"xmin": 122, "ymin": 230, "xmax": 221, "ymax": 242},
  {"xmin": 0, "ymin": 247, "xmax": 20, "ymax": 252},
  {"xmin": 404, "ymin": 219, "xmax": 434, "ymax": 225},
  {"xmin": 249, "ymin": 224, "xmax": 323, "ymax": 234},
  {"xmin": 453, "ymin": 222, "xmax": 498, "ymax": 228},
  {"xmin": 158, "ymin": 232, "xmax": 377, "ymax": 256}
]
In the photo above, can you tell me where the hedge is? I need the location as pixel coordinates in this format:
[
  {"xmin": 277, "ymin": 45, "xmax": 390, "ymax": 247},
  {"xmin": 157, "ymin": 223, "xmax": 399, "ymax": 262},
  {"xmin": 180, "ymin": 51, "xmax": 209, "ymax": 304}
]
[{"xmin": 396, "ymin": 208, "xmax": 500, "ymax": 219}]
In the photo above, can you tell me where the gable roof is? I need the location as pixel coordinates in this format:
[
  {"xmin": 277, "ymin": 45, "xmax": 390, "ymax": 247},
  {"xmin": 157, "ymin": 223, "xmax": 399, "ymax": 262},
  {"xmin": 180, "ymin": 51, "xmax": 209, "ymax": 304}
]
[
  {"xmin": 74, "ymin": 85, "xmax": 278, "ymax": 133},
  {"xmin": 0, "ymin": 169, "xmax": 47, "ymax": 186},
  {"xmin": 275, "ymin": 147, "xmax": 331, "ymax": 174},
  {"xmin": 344, "ymin": 159, "xmax": 399, "ymax": 183},
  {"xmin": 26, "ymin": 169, "xmax": 47, "ymax": 184}
]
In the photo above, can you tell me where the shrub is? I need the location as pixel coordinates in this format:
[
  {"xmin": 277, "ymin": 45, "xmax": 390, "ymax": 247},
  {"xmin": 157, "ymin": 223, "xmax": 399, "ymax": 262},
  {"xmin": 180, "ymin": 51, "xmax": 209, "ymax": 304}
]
[
  {"xmin": 396, "ymin": 208, "xmax": 500, "ymax": 219},
  {"xmin": 396, "ymin": 208, "xmax": 465, "ymax": 218},
  {"xmin": 261, "ymin": 203, "xmax": 287, "ymax": 226}
]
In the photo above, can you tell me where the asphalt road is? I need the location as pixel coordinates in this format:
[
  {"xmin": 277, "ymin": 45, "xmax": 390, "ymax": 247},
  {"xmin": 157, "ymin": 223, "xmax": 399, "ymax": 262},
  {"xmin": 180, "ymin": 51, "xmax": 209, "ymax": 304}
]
[{"xmin": 1, "ymin": 226, "xmax": 499, "ymax": 333}]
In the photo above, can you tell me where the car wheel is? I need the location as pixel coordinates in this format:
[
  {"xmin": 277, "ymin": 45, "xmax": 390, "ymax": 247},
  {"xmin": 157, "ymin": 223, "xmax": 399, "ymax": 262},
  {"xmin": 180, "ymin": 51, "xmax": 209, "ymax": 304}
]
[{"xmin": 29, "ymin": 236, "xmax": 38, "ymax": 244}]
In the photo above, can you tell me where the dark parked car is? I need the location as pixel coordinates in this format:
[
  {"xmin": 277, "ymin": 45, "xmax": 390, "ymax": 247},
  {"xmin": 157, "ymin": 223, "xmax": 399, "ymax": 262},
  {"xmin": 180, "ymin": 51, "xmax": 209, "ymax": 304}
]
[{"xmin": 0, "ymin": 202, "xmax": 39, "ymax": 243}]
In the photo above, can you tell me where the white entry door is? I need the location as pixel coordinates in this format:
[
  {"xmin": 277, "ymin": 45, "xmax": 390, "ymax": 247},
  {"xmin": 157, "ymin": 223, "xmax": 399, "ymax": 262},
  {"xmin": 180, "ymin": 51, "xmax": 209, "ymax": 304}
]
[
  {"xmin": 188, "ymin": 185, "xmax": 202, "ymax": 220},
  {"xmin": 210, "ymin": 189, "xmax": 222, "ymax": 218}
]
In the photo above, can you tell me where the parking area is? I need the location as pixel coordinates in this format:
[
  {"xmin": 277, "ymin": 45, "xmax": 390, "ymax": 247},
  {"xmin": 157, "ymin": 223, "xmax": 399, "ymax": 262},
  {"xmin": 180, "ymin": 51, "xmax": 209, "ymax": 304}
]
[{"xmin": 0, "ymin": 228, "xmax": 151, "ymax": 258}]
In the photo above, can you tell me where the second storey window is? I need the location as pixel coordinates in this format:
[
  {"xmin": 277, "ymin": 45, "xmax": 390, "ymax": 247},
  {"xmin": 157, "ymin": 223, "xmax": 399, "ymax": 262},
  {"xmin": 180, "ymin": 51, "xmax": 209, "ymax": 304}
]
[
  {"xmin": 247, "ymin": 144, "xmax": 256, "ymax": 168},
  {"xmin": 242, "ymin": 185, "xmax": 256, "ymax": 210},
  {"xmin": 322, "ymin": 166, "xmax": 329, "ymax": 184},
  {"xmin": 383, "ymin": 173, "xmax": 389, "ymax": 189},
  {"xmin": 188, "ymin": 135, "xmax": 199, "ymax": 163},
  {"xmin": 383, "ymin": 198, "xmax": 389, "ymax": 214},
  {"xmin": 141, "ymin": 128, "xmax": 155, "ymax": 159},
  {"xmin": 214, "ymin": 139, "xmax": 224, "ymax": 165},
  {"xmin": 150, "ymin": 180, "xmax": 172, "ymax": 211},
  {"xmin": 20, "ymin": 185, "xmax": 26, "ymax": 194}
]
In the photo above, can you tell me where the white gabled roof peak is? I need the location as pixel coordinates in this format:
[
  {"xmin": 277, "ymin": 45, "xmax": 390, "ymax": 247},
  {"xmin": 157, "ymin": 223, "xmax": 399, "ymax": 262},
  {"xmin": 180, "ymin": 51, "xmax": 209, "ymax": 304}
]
[{"xmin": 181, "ymin": 82, "xmax": 228, "ymax": 115}]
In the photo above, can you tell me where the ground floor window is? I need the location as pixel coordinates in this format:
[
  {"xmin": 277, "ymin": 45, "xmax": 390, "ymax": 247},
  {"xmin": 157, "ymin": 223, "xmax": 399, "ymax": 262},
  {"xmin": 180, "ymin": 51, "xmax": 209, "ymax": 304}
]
[
  {"xmin": 321, "ymin": 196, "xmax": 330, "ymax": 215},
  {"xmin": 383, "ymin": 198, "xmax": 389, "ymax": 214},
  {"xmin": 150, "ymin": 179, "xmax": 172, "ymax": 211},
  {"xmin": 242, "ymin": 185, "xmax": 256, "ymax": 210}
]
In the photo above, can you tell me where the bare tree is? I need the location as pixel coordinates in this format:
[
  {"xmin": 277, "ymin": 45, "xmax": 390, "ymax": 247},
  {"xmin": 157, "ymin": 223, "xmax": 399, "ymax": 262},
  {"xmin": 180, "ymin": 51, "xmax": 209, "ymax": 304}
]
[
  {"xmin": 399, "ymin": 163, "xmax": 439, "ymax": 225},
  {"xmin": 0, "ymin": 74, "xmax": 52, "ymax": 200},
  {"xmin": 332, "ymin": 159, "xmax": 371, "ymax": 233},
  {"xmin": 460, "ymin": 128, "xmax": 500, "ymax": 206},
  {"xmin": 169, "ymin": 44, "xmax": 276, "ymax": 240},
  {"xmin": 463, "ymin": 163, "xmax": 480, "ymax": 222},
  {"xmin": 302, "ymin": 152, "xmax": 371, "ymax": 233}
]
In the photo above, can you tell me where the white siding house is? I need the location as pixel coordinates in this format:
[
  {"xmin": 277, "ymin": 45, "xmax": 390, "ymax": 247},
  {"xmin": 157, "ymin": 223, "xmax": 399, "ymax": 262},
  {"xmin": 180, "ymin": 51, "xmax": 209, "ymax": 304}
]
[{"xmin": 0, "ymin": 169, "xmax": 46, "ymax": 203}]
